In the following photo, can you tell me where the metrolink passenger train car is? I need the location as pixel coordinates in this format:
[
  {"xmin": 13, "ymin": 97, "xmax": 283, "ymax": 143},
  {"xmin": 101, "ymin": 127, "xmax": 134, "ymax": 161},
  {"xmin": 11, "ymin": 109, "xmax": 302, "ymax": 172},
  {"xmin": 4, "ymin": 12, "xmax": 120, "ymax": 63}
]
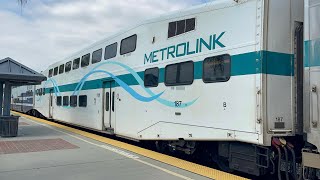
[
  {"xmin": 12, "ymin": 0, "xmax": 320, "ymax": 179},
  {"xmin": 302, "ymin": 0, "xmax": 320, "ymax": 179}
]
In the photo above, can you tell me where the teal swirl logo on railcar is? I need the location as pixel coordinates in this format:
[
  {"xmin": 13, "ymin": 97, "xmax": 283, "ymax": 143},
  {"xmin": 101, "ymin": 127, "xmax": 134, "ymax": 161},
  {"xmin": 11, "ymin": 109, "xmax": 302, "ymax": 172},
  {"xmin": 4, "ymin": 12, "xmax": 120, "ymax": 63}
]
[{"xmin": 37, "ymin": 61, "xmax": 199, "ymax": 108}]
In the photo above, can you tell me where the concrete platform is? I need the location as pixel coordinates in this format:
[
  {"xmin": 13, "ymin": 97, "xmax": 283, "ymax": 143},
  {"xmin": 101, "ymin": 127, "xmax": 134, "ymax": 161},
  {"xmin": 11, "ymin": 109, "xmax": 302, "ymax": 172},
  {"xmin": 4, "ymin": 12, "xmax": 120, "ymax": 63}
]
[{"xmin": 0, "ymin": 114, "xmax": 247, "ymax": 180}]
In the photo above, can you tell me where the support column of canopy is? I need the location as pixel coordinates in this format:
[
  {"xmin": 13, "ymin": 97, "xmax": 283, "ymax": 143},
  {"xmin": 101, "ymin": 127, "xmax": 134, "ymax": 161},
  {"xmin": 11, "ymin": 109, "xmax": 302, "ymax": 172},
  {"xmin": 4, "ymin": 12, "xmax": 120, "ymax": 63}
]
[
  {"xmin": 3, "ymin": 81, "xmax": 11, "ymax": 116},
  {"xmin": 0, "ymin": 82, "xmax": 3, "ymax": 116}
]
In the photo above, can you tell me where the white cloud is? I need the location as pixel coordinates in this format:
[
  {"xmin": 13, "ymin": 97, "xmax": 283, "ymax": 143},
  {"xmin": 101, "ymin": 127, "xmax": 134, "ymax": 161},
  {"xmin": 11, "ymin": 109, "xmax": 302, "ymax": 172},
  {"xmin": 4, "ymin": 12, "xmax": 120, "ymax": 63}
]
[{"xmin": 0, "ymin": 0, "xmax": 203, "ymax": 72}]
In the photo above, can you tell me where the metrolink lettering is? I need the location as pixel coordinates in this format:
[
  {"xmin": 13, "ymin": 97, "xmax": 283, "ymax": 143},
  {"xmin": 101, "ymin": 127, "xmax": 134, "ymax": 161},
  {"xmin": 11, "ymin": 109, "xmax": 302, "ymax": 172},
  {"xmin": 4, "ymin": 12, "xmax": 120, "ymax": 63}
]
[{"xmin": 144, "ymin": 32, "xmax": 226, "ymax": 64}]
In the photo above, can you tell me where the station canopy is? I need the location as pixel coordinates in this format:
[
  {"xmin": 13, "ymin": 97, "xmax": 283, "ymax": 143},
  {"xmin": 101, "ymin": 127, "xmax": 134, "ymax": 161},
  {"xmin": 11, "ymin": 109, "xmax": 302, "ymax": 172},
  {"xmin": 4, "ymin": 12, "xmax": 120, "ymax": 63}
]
[{"xmin": 0, "ymin": 57, "xmax": 46, "ymax": 85}]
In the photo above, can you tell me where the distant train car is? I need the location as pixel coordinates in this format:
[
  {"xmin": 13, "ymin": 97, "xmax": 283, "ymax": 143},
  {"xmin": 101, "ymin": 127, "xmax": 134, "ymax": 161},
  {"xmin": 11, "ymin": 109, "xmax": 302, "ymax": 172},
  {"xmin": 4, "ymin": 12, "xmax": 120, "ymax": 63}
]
[
  {"xmin": 11, "ymin": 85, "xmax": 34, "ymax": 113},
  {"xmin": 12, "ymin": 0, "xmax": 312, "ymax": 178}
]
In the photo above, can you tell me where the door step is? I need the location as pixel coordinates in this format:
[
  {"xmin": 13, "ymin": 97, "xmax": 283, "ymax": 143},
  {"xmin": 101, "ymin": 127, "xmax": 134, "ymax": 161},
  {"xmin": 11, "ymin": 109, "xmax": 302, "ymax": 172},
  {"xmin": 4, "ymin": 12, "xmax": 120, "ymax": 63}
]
[{"xmin": 105, "ymin": 127, "xmax": 115, "ymax": 135}]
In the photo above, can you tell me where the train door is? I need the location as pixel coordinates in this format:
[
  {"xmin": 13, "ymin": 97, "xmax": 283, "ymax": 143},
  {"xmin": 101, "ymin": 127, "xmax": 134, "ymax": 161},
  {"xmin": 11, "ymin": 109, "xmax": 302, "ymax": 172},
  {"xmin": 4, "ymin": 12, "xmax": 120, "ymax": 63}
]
[
  {"xmin": 103, "ymin": 81, "xmax": 116, "ymax": 133},
  {"xmin": 49, "ymin": 89, "xmax": 53, "ymax": 118}
]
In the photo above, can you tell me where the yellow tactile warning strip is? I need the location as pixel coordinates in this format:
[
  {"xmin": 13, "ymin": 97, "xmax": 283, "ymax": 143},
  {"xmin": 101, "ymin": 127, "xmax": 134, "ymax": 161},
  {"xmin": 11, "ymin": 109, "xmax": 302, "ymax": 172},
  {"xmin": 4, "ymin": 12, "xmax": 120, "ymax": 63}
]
[{"xmin": 13, "ymin": 111, "xmax": 248, "ymax": 180}]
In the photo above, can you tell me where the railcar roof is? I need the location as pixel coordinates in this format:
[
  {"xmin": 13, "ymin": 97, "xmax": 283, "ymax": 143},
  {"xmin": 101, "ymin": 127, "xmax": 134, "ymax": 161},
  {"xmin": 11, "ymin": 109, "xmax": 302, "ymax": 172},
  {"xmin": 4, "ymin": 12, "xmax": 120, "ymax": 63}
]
[{"xmin": 48, "ymin": 0, "xmax": 243, "ymax": 69}]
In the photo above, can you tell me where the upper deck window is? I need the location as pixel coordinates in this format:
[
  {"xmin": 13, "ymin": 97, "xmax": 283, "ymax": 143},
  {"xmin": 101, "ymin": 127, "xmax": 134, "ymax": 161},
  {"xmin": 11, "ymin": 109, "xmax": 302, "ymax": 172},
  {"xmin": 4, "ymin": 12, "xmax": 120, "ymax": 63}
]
[
  {"xmin": 105, "ymin": 42, "xmax": 117, "ymax": 60},
  {"xmin": 53, "ymin": 67, "xmax": 58, "ymax": 76},
  {"xmin": 81, "ymin": 53, "xmax": 90, "ymax": 67},
  {"xmin": 73, "ymin": 58, "xmax": 80, "ymax": 70},
  {"xmin": 120, "ymin": 34, "xmax": 137, "ymax": 55},
  {"xmin": 59, "ymin": 64, "xmax": 64, "ymax": 74},
  {"xmin": 48, "ymin": 69, "xmax": 53, "ymax": 77},
  {"xmin": 65, "ymin": 61, "xmax": 72, "ymax": 72},
  {"xmin": 168, "ymin": 18, "xmax": 195, "ymax": 38},
  {"xmin": 92, "ymin": 49, "xmax": 102, "ymax": 64}
]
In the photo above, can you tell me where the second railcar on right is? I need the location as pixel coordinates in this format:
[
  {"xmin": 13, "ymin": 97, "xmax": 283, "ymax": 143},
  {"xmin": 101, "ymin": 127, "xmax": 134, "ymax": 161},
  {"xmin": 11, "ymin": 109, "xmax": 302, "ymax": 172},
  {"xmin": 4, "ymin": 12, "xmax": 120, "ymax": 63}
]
[{"xmin": 302, "ymin": 0, "xmax": 320, "ymax": 178}]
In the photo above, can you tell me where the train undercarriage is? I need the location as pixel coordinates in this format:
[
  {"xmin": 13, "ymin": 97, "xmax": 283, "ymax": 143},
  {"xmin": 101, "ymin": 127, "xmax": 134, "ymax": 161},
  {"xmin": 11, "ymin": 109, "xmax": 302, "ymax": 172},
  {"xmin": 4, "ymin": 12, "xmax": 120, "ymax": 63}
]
[{"xmin": 155, "ymin": 137, "xmax": 320, "ymax": 180}]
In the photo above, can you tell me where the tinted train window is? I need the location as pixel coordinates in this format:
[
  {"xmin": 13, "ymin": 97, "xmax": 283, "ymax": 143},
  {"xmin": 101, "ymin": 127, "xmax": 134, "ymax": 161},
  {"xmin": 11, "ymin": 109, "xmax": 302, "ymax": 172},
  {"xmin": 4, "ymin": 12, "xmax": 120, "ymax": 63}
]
[
  {"xmin": 53, "ymin": 67, "xmax": 58, "ymax": 76},
  {"xmin": 48, "ymin": 69, "xmax": 53, "ymax": 77},
  {"xmin": 105, "ymin": 42, "xmax": 117, "ymax": 60},
  {"xmin": 70, "ymin": 95, "xmax": 77, "ymax": 107},
  {"xmin": 203, "ymin": 54, "xmax": 231, "ymax": 83},
  {"xmin": 144, "ymin": 67, "xmax": 159, "ymax": 87},
  {"xmin": 168, "ymin": 22, "xmax": 176, "ymax": 38},
  {"xmin": 186, "ymin": 18, "xmax": 196, "ymax": 32},
  {"xmin": 65, "ymin": 61, "xmax": 72, "ymax": 72},
  {"xmin": 168, "ymin": 18, "xmax": 195, "ymax": 38},
  {"xmin": 63, "ymin": 96, "xmax": 69, "ymax": 106},
  {"xmin": 59, "ymin": 64, "xmax": 64, "ymax": 74},
  {"xmin": 92, "ymin": 49, "xmax": 102, "ymax": 64},
  {"xmin": 57, "ymin": 96, "xmax": 62, "ymax": 106},
  {"xmin": 43, "ymin": 88, "xmax": 45, "ymax": 95},
  {"xmin": 79, "ymin": 95, "xmax": 87, "ymax": 107},
  {"xmin": 120, "ymin": 34, "xmax": 137, "ymax": 55},
  {"xmin": 81, "ymin": 54, "xmax": 90, "ymax": 67},
  {"xmin": 176, "ymin": 20, "xmax": 186, "ymax": 35},
  {"xmin": 73, "ymin": 58, "xmax": 80, "ymax": 70},
  {"xmin": 165, "ymin": 61, "xmax": 194, "ymax": 86}
]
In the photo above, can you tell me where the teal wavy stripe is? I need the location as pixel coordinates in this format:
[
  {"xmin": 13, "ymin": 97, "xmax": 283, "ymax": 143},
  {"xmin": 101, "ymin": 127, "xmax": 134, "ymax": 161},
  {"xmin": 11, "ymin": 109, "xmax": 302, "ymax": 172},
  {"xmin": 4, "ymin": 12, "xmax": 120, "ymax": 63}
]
[
  {"xmin": 76, "ymin": 69, "xmax": 164, "ymax": 102},
  {"xmin": 40, "ymin": 62, "xmax": 198, "ymax": 108}
]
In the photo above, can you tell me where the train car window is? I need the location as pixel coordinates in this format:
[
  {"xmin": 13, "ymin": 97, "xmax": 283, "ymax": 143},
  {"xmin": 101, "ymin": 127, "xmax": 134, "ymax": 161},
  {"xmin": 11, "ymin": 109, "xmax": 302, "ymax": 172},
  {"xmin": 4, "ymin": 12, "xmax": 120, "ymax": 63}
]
[
  {"xmin": 168, "ymin": 18, "xmax": 195, "ymax": 38},
  {"xmin": 39, "ymin": 88, "xmax": 43, "ymax": 96},
  {"xmin": 203, "ymin": 54, "xmax": 231, "ymax": 83},
  {"xmin": 59, "ymin": 64, "xmax": 64, "ymax": 74},
  {"xmin": 43, "ymin": 88, "xmax": 45, "ymax": 95},
  {"xmin": 105, "ymin": 42, "xmax": 117, "ymax": 60},
  {"xmin": 144, "ymin": 67, "xmax": 159, "ymax": 87},
  {"xmin": 81, "ymin": 54, "xmax": 90, "ymax": 67},
  {"xmin": 65, "ymin": 61, "xmax": 72, "ymax": 72},
  {"xmin": 48, "ymin": 69, "xmax": 53, "ymax": 77},
  {"xmin": 79, "ymin": 95, "xmax": 87, "ymax": 107},
  {"xmin": 73, "ymin": 58, "xmax": 80, "ymax": 70},
  {"xmin": 63, "ymin": 96, "xmax": 69, "ymax": 106},
  {"xmin": 53, "ymin": 67, "xmax": 58, "ymax": 76},
  {"xmin": 70, "ymin": 95, "xmax": 77, "ymax": 107},
  {"xmin": 92, "ymin": 49, "xmax": 102, "ymax": 64},
  {"xmin": 168, "ymin": 22, "xmax": 176, "ymax": 38},
  {"xmin": 57, "ymin": 96, "xmax": 62, "ymax": 106},
  {"xmin": 186, "ymin": 18, "xmax": 195, "ymax": 32},
  {"xmin": 176, "ymin": 20, "xmax": 186, "ymax": 35},
  {"xmin": 165, "ymin": 61, "xmax": 194, "ymax": 86},
  {"xmin": 120, "ymin": 34, "xmax": 137, "ymax": 55}
]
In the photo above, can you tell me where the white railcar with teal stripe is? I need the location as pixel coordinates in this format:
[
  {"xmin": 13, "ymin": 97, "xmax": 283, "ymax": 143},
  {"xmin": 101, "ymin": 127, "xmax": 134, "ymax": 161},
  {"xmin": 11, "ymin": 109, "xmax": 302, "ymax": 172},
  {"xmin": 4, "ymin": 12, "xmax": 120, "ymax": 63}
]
[
  {"xmin": 12, "ymin": 0, "xmax": 315, "ymax": 178},
  {"xmin": 302, "ymin": 0, "xmax": 320, "ymax": 178}
]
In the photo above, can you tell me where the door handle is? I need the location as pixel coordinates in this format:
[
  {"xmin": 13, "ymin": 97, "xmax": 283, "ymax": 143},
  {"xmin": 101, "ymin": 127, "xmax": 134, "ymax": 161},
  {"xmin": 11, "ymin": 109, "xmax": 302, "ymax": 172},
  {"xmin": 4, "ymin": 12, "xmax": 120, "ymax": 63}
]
[{"xmin": 311, "ymin": 85, "xmax": 319, "ymax": 127}]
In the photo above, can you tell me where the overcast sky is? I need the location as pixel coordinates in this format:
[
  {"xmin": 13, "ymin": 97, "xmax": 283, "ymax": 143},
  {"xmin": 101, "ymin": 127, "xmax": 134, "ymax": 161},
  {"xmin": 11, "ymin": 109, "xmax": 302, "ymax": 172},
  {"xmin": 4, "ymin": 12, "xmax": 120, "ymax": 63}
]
[{"xmin": 0, "ymin": 0, "xmax": 207, "ymax": 72}]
